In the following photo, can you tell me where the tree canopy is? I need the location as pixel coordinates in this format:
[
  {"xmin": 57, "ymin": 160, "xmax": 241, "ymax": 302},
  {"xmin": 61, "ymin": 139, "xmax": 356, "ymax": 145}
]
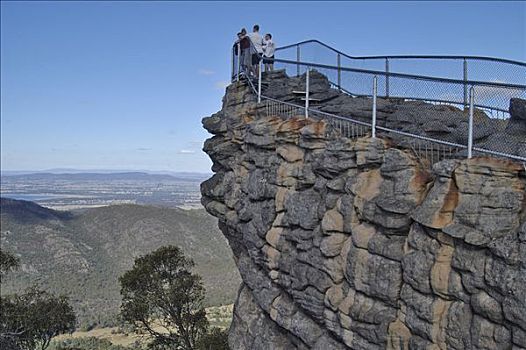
[
  {"xmin": 0, "ymin": 250, "xmax": 76, "ymax": 350},
  {"xmin": 0, "ymin": 248, "xmax": 19, "ymax": 280},
  {"xmin": 119, "ymin": 245, "xmax": 209, "ymax": 350},
  {"xmin": 2, "ymin": 289, "xmax": 76, "ymax": 350}
]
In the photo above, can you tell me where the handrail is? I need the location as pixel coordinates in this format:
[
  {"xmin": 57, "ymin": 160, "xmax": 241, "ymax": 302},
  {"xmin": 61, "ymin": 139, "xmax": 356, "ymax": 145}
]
[
  {"xmin": 232, "ymin": 39, "xmax": 526, "ymax": 163},
  {"xmin": 250, "ymin": 78, "xmax": 526, "ymax": 162},
  {"xmin": 261, "ymin": 93, "xmax": 372, "ymax": 127},
  {"xmin": 271, "ymin": 57, "xmax": 526, "ymax": 89},
  {"xmin": 275, "ymin": 39, "xmax": 526, "ymax": 67},
  {"xmin": 328, "ymin": 81, "xmax": 512, "ymax": 114},
  {"xmin": 233, "ymin": 37, "xmax": 526, "ymax": 87},
  {"xmin": 247, "ymin": 77, "xmax": 472, "ymax": 151},
  {"xmin": 232, "ymin": 37, "xmax": 525, "ymax": 117}
]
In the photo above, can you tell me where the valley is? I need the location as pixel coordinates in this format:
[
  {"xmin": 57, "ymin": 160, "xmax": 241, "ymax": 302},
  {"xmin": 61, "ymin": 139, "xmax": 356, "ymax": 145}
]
[{"xmin": 0, "ymin": 197, "xmax": 240, "ymax": 330}]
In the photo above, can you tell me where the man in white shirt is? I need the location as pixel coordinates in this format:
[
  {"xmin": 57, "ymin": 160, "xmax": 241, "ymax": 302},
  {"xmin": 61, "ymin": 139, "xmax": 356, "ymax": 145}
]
[
  {"xmin": 247, "ymin": 24, "xmax": 263, "ymax": 77},
  {"xmin": 263, "ymin": 33, "xmax": 275, "ymax": 72}
]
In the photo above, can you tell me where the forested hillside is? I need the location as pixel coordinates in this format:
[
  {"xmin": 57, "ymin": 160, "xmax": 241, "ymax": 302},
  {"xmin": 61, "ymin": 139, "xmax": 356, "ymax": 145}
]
[{"xmin": 0, "ymin": 198, "xmax": 240, "ymax": 329}]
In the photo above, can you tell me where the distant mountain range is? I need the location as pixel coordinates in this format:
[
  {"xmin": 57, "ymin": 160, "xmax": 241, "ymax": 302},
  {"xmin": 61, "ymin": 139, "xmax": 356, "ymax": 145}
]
[
  {"xmin": 0, "ymin": 198, "xmax": 239, "ymax": 329},
  {"xmin": 1, "ymin": 171, "xmax": 211, "ymax": 182}
]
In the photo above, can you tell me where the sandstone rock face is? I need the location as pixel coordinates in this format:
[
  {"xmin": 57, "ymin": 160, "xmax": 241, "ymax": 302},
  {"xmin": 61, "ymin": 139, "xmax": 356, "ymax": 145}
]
[{"xmin": 201, "ymin": 75, "xmax": 526, "ymax": 349}]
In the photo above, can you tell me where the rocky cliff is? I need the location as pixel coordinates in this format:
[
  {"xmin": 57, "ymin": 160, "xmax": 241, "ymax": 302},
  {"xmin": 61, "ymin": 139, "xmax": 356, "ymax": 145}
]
[{"xmin": 201, "ymin": 71, "xmax": 526, "ymax": 349}]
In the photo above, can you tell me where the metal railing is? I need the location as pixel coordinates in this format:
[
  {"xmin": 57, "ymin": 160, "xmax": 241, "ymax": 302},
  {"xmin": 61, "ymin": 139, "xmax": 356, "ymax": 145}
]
[
  {"xmin": 268, "ymin": 57, "xmax": 525, "ymax": 119},
  {"xmin": 275, "ymin": 39, "xmax": 526, "ymax": 108},
  {"xmin": 233, "ymin": 39, "xmax": 526, "ymax": 118},
  {"xmin": 230, "ymin": 39, "xmax": 526, "ymax": 163}
]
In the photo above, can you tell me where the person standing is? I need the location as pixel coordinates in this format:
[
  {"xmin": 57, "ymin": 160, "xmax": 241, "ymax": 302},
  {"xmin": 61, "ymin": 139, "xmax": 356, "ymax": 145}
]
[
  {"xmin": 247, "ymin": 24, "xmax": 263, "ymax": 77},
  {"xmin": 233, "ymin": 32, "xmax": 242, "ymax": 78},
  {"xmin": 262, "ymin": 33, "xmax": 275, "ymax": 72},
  {"xmin": 238, "ymin": 28, "xmax": 251, "ymax": 76}
]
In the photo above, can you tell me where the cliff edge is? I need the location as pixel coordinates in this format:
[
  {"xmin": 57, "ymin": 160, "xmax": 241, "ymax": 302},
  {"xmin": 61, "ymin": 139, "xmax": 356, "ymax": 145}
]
[{"xmin": 201, "ymin": 71, "xmax": 526, "ymax": 349}]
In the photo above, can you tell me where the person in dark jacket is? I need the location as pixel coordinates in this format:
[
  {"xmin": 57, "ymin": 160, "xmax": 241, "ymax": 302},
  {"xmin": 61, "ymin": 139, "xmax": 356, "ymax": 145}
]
[
  {"xmin": 236, "ymin": 28, "xmax": 251, "ymax": 76},
  {"xmin": 233, "ymin": 29, "xmax": 251, "ymax": 76}
]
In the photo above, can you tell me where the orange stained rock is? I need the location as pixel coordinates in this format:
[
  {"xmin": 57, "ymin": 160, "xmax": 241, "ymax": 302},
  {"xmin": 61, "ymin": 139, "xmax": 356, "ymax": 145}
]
[{"xmin": 277, "ymin": 117, "xmax": 310, "ymax": 133}]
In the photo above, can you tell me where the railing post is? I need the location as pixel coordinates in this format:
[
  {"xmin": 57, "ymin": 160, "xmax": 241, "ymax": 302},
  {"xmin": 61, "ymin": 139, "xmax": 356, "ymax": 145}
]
[
  {"xmin": 372, "ymin": 76, "xmax": 378, "ymax": 138},
  {"xmin": 296, "ymin": 44, "xmax": 301, "ymax": 77},
  {"xmin": 305, "ymin": 67, "xmax": 310, "ymax": 119},
  {"xmin": 467, "ymin": 87, "xmax": 474, "ymax": 159},
  {"xmin": 337, "ymin": 53, "xmax": 341, "ymax": 91},
  {"xmin": 231, "ymin": 45, "xmax": 235, "ymax": 82},
  {"xmin": 237, "ymin": 42, "xmax": 241, "ymax": 82},
  {"xmin": 385, "ymin": 58, "xmax": 390, "ymax": 98},
  {"xmin": 258, "ymin": 58, "xmax": 262, "ymax": 103},
  {"xmin": 463, "ymin": 58, "xmax": 468, "ymax": 109}
]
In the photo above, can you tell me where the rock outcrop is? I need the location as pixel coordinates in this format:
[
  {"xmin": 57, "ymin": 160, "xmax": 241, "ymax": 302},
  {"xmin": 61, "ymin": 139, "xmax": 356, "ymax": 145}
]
[{"xmin": 201, "ymin": 71, "xmax": 526, "ymax": 349}]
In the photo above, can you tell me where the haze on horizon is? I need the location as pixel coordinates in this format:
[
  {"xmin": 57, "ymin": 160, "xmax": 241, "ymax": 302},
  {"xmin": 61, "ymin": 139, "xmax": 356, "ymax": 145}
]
[{"xmin": 1, "ymin": 1, "xmax": 525, "ymax": 173}]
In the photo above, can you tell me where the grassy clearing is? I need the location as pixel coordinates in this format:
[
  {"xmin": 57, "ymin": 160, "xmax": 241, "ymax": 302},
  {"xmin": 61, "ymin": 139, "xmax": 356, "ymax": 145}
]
[{"xmin": 52, "ymin": 304, "xmax": 234, "ymax": 349}]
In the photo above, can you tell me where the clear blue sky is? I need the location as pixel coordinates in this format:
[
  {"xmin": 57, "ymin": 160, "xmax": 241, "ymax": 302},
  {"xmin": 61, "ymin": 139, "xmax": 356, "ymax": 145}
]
[{"xmin": 1, "ymin": 1, "xmax": 525, "ymax": 173}]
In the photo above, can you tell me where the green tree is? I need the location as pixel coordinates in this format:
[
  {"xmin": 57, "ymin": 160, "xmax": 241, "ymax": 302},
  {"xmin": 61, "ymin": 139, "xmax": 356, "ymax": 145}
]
[
  {"xmin": 0, "ymin": 249, "xmax": 24, "ymax": 350},
  {"xmin": 0, "ymin": 248, "xmax": 19, "ymax": 281},
  {"xmin": 28, "ymin": 289, "xmax": 76, "ymax": 350},
  {"xmin": 119, "ymin": 246, "xmax": 208, "ymax": 350},
  {"xmin": 0, "ymin": 250, "xmax": 76, "ymax": 350},
  {"xmin": 2, "ymin": 289, "xmax": 76, "ymax": 350}
]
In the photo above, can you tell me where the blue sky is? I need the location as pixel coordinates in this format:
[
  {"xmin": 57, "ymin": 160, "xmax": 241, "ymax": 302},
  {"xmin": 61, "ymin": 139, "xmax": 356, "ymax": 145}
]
[{"xmin": 1, "ymin": 1, "xmax": 525, "ymax": 173}]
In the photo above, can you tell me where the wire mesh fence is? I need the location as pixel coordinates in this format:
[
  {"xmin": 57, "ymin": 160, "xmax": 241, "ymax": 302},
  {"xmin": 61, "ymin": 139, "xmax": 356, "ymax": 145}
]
[
  {"xmin": 233, "ymin": 39, "xmax": 526, "ymax": 163},
  {"xmin": 271, "ymin": 57, "xmax": 525, "ymax": 117},
  {"xmin": 268, "ymin": 62, "xmax": 524, "ymax": 161},
  {"xmin": 263, "ymin": 96, "xmax": 463, "ymax": 165},
  {"xmin": 275, "ymin": 40, "xmax": 526, "ymax": 87},
  {"xmin": 234, "ymin": 40, "xmax": 526, "ymax": 116}
]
